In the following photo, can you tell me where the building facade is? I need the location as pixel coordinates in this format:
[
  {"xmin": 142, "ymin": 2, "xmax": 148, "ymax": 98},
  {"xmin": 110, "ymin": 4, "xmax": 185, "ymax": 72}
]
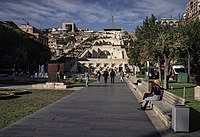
[
  {"xmin": 78, "ymin": 29, "xmax": 131, "ymax": 73},
  {"xmin": 62, "ymin": 22, "xmax": 77, "ymax": 33},
  {"xmin": 158, "ymin": 18, "xmax": 179, "ymax": 26},
  {"xmin": 185, "ymin": 0, "xmax": 200, "ymax": 22},
  {"xmin": 19, "ymin": 25, "xmax": 48, "ymax": 46}
]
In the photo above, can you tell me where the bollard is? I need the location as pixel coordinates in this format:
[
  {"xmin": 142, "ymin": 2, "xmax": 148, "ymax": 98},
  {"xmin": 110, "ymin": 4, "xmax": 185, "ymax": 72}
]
[{"xmin": 183, "ymin": 87, "xmax": 186, "ymax": 98}]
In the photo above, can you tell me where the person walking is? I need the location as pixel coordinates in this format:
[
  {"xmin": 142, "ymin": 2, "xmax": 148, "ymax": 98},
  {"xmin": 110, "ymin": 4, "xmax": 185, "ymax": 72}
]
[
  {"xmin": 96, "ymin": 70, "xmax": 101, "ymax": 83},
  {"xmin": 103, "ymin": 69, "xmax": 109, "ymax": 83},
  {"xmin": 120, "ymin": 71, "xmax": 124, "ymax": 81},
  {"xmin": 84, "ymin": 71, "xmax": 89, "ymax": 87},
  {"xmin": 110, "ymin": 69, "xmax": 115, "ymax": 83}
]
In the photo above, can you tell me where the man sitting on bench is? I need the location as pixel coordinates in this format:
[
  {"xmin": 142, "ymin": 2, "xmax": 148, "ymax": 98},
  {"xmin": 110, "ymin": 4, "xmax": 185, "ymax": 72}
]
[{"xmin": 138, "ymin": 79, "xmax": 161, "ymax": 111}]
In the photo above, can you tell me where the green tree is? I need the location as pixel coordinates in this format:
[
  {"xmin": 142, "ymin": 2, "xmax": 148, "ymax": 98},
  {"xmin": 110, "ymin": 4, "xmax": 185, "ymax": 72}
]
[
  {"xmin": 129, "ymin": 15, "xmax": 183, "ymax": 89},
  {"xmin": 0, "ymin": 23, "xmax": 52, "ymax": 74},
  {"xmin": 129, "ymin": 15, "xmax": 163, "ymax": 80},
  {"xmin": 156, "ymin": 24, "xmax": 183, "ymax": 88},
  {"xmin": 178, "ymin": 19, "xmax": 200, "ymax": 82}
]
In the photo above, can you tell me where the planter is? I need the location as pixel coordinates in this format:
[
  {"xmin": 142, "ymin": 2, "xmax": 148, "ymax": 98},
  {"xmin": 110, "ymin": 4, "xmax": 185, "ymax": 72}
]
[
  {"xmin": 0, "ymin": 93, "xmax": 15, "ymax": 99},
  {"xmin": 194, "ymin": 86, "xmax": 200, "ymax": 101},
  {"xmin": 13, "ymin": 90, "xmax": 31, "ymax": 95}
]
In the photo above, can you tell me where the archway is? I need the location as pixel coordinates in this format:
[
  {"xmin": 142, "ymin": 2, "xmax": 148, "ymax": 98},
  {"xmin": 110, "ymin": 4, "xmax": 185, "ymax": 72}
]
[{"xmin": 99, "ymin": 50, "xmax": 111, "ymax": 58}]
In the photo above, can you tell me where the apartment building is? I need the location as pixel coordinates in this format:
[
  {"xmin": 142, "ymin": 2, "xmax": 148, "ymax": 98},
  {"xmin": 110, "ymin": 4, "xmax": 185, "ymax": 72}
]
[
  {"xmin": 19, "ymin": 25, "xmax": 48, "ymax": 46},
  {"xmin": 185, "ymin": 0, "xmax": 200, "ymax": 22},
  {"xmin": 158, "ymin": 18, "xmax": 179, "ymax": 26},
  {"xmin": 62, "ymin": 22, "xmax": 77, "ymax": 33}
]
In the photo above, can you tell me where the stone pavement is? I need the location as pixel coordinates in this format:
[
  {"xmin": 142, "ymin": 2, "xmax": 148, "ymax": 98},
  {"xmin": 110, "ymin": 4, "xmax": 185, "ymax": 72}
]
[{"xmin": 0, "ymin": 77, "xmax": 162, "ymax": 137}]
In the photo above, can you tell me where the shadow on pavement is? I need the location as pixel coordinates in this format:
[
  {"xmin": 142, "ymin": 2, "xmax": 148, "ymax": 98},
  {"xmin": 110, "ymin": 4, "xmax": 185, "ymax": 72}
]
[
  {"xmin": 13, "ymin": 91, "xmax": 32, "ymax": 95},
  {"xmin": 89, "ymin": 84, "xmax": 114, "ymax": 87},
  {"xmin": 0, "ymin": 95, "xmax": 21, "ymax": 100},
  {"xmin": 190, "ymin": 108, "xmax": 200, "ymax": 132}
]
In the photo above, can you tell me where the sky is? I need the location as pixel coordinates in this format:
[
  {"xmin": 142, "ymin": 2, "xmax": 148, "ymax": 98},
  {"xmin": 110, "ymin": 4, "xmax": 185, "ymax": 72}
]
[{"xmin": 0, "ymin": 0, "xmax": 188, "ymax": 32}]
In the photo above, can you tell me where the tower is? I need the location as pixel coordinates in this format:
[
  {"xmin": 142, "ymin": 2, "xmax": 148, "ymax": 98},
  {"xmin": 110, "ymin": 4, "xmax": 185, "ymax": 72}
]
[{"xmin": 112, "ymin": 16, "xmax": 114, "ymax": 29}]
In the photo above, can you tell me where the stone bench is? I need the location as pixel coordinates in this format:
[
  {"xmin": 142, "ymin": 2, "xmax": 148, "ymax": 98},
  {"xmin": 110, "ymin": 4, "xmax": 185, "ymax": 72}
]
[{"xmin": 127, "ymin": 76, "xmax": 185, "ymax": 128}]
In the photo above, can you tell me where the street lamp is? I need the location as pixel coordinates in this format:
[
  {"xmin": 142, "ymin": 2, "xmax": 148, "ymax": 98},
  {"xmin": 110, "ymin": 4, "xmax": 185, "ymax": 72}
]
[{"xmin": 147, "ymin": 61, "xmax": 150, "ymax": 91}]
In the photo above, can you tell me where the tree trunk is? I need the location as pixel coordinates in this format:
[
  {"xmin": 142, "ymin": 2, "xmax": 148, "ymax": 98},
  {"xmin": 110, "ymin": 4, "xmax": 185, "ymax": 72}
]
[
  {"xmin": 163, "ymin": 60, "xmax": 168, "ymax": 89},
  {"xmin": 188, "ymin": 53, "xmax": 191, "ymax": 82},
  {"xmin": 157, "ymin": 56, "xmax": 162, "ymax": 82},
  {"xmin": 163, "ymin": 57, "xmax": 170, "ymax": 89}
]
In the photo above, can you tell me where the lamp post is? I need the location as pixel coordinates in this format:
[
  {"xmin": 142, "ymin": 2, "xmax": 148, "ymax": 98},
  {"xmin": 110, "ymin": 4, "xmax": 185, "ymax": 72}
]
[{"xmin": 147, "ymin": 61, "xmax": 150, "ymax": 91}]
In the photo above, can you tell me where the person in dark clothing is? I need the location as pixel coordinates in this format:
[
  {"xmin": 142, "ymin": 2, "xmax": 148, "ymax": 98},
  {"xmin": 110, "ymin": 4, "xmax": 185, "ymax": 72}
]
[
  {"xmin": 103, "ymin": 69, "xmax": 109, "ymax": 83},
  {"xmin": 110, "ymin": 69, "xmax": 115, "ymax": 83},
  {"xmin": 96, "ymin": 70, "xmax": 101, "ymax": 83}
]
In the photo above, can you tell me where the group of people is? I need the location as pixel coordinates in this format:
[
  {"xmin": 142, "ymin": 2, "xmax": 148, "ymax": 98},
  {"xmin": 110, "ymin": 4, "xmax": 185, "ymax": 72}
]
[
  {"xmin": 84, "ymin": 69, "xmax": 125, "ymax": 87},
  {"xmin": 96, "ymin": 69, "xmax": 125, "ymax": 84},
  {"xmin": 85, "ymin": 69, "xmax": 162, "ymax": 111},
  {"xmin": 97, "ymin": 69, "xmax": 116, "ymax": 84}
]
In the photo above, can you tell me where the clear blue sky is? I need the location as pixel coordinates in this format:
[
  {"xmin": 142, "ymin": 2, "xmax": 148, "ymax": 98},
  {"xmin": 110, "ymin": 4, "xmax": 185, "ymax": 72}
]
[{"xmin": 0, "ymin": 0, "xmax": 188, "ymax": 31}]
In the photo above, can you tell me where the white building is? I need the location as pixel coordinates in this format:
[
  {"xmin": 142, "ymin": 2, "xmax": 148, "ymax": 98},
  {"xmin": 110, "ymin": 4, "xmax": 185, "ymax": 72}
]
[{"xmin": 78, "ymin": 29, "xmax": 131, "ymax": 73}]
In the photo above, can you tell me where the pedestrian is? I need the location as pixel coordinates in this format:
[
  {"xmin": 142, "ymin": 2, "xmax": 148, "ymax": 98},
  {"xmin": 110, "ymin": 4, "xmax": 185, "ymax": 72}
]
[
  {"xmin": 84, "ymin": 70, "xmax": 89, "ymax": 87},
  {"xmin": 96, "ymin": 70, "xmax": 101, "ymax": 83},
  {"xmin": 138, "ymin": 79, "xmax": 162, "ymax": 111},
  {"xmin": 56, "ymin": 70, "xmax": 61, "ymax": 82},
  {"xmin": 120, "ymin": 71, "xmax": 124, "ymax": 81},
  {"xmin": 103, "ymin": 69, "xmax": 109, "ymax": 83},
  {"xmin": 110, "ymin": 69, "xmax": 115, "ymax": 83}
]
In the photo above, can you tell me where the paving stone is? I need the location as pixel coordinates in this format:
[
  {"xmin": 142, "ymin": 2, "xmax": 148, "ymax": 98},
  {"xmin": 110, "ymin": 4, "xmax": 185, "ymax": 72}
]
[{"xmin": 0, "ymin": 76, "xmax": 160, "ymax": 137}]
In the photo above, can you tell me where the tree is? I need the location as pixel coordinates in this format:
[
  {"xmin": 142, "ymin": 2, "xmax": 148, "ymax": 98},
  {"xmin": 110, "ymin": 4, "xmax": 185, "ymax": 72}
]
[
  {"xmin": 0, "ymin": 23, "xmax": 52, "ymax": 74},
  {"xmin": 156, "ymin": 24, "xmax": 183, "ymax": 89},
  {"xmin": 129, "ymin": 15, "xmax": 183, "ymax": 89},
  {"xmin": 178, "ymin": 19, "xmax": 200, "ymax": 82},
  {"xmin": 129, "ymin": 15, "xmax": 163, "ymax": 80}
]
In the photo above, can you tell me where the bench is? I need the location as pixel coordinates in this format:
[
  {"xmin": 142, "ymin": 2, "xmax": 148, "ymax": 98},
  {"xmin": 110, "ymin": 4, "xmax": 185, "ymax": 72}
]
[
  {"xmin": 150, "ymin": 90, "xmax": 185, "ymax": 127},
  {"xmin": 127, "ymin": 76, "xmax": 185, "ymax": 128}
]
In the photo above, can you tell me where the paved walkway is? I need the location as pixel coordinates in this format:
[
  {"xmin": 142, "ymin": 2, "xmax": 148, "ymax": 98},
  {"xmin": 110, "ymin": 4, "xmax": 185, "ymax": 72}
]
[{"xmin": 0, "ymin": 77, "xmax": 161, "ymax": 137}]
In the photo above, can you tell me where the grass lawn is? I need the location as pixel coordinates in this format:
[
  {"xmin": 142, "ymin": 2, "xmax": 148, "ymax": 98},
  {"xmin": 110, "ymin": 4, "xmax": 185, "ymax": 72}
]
[
  {"xmin": 168, "ymin": 82, "xmax": 200, "ymax": 112},
  {"xmin": 168, "ymin": 82, "xmax": 200, "ymax": 132},
  {"xmin": 0, "ymin": 89, "xmax": 75, "ymax": 129},
  {"xmin": 70, "ymin": 79, "xmax": 96, "ymax": 87}
]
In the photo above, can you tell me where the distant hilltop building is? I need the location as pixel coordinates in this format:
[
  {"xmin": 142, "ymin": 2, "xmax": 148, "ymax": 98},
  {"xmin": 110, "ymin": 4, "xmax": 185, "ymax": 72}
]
[
  {"xmin": 19, "ymin": 24, "xmax": 48, "ymax": 46},
  {"xmin": 184, "ymin": 0, "xmax": 200, "ymax": 22},
  {"xmin": 157, "ymin": 18, "xmax": 179, "ymax": 26},
  {"xmin": 62, "ymin": 22, "xmax": 77, "ymax": 33},
  {"xmin": 78, "ymin": 28, "xmax": 89, "ymax": 32}
]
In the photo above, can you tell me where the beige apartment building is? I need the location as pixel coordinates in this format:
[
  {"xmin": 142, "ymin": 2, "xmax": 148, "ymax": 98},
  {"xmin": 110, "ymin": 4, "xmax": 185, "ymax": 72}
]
[
  {"xmin": 158, "ymin": 18, "xmax": 179, "ymax": 26},
  {"xmin": 185, "ymin": 0, "xmax": 200, "ymax": 22},
  {"xmin": 19, "ymin": 25, "xmax": 48, "ymax": 46},
  {"xmin": 62, "ymin": 22, "xmax": 77, "ymax": 33}
]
